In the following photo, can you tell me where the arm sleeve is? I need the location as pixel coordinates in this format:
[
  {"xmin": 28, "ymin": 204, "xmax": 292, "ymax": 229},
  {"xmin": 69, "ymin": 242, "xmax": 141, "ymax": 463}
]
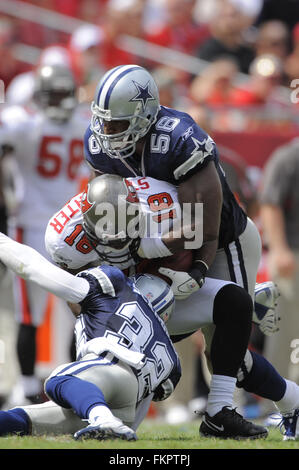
[{"xmin": 0, "ymin": 233, "xmax": 90, "ymax": 303}]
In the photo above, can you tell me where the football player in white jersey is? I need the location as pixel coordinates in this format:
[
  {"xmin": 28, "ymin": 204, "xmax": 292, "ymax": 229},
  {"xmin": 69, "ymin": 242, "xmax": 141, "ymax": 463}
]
[
  {"xmin": 0, "ymin": 64, "xmax": 90, "ymax": 406},
  {"xmin": 45, "ymin": 174, "xmax": 279, "ymax": 335}
]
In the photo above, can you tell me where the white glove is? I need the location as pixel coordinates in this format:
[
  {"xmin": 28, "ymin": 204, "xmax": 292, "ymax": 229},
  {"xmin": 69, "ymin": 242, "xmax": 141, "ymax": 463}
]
[
  {"xmin": 253, "ymin": 282, "xmax": 280, "ymax": 336},
  {"xmin": 256, "ymin": 308, "xmax": 280, "ymax": 336},
  {"xmin": 158, "ymin": 267, "xmax": 200, "ymax": 300}
]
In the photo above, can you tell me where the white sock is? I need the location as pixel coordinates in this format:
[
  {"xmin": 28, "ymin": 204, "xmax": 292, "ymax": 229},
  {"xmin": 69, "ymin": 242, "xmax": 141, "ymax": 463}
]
[
  {"xmin": 88, "ymin": 405, "xmax": 116, "ymax": 425},
  {"xmin": 275, "ymin": 379, "xmax": 299, "ymax": 415},
  {"xmin": 206, "ymin": 375, "xmax": 237, "ymax": 417}
]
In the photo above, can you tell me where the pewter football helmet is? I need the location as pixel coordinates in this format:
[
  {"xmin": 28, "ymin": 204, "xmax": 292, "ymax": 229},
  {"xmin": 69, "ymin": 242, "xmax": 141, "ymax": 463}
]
[
  {"xmin": 81, "ymin": 174, "xmax": 141, "ymax": 266},
  {"xmin": 133, "ymin": 273, "xmax": 175, "ymax": 323},
  {"xmin": 91, "ymin": 65, "xmax": 160, "ymax": 159},
  {"xmin": 33, "ymin": 64, "xmax": 77, "ymax": 121}
]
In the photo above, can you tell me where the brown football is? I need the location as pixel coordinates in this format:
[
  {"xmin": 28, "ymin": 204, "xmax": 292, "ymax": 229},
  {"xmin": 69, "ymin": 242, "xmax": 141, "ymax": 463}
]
[{"xmin": 135, "ymin": 250, "xmax": 194, "ymax": 284}]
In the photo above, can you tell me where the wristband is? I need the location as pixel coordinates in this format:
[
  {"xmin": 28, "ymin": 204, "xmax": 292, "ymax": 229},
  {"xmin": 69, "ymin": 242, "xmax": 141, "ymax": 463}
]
[
  {"xmin": 193, "ymin": 259, "xmax": 209, "ymax": 274},
  {"xmin": 137, "ymin": 237, "xmax": 172, "ymax": 259},
  {"xmin": 189, "ymin": 259, "xmax": 208, "ymax": 288}
]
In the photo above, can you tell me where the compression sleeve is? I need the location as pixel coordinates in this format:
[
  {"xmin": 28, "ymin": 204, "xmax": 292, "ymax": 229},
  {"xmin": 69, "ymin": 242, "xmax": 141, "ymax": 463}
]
[{"xmin": 0, "ymin": 233, "xmax": 90, "ymax": 303}]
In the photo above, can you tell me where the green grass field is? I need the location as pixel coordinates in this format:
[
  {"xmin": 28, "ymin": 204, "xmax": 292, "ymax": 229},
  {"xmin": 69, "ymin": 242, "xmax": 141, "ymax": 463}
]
[{"xmin": 0, "ymin": 419, "xmax": 298, "ymax": 450}]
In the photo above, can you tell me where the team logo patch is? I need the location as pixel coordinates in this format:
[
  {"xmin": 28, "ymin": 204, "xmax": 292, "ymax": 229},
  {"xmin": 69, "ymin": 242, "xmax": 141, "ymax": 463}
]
[
  {"xmin": 145, "ymin": 291, "xmax": 154, "ymax": 300},
  {"xmin": 124, "ymin": 179, "xmax": 140, "ymax": 203},
  {"xmin": 81, "ymin": 186, "xmax": 95, "ymax": 214},
  {"xmin": 182, "ymin": 126, "xmax": 194, "ymax": 141},
  {"xmin": 129, "ymin": 81, "xmax": 155, "ymax": 110},
  {"xmin": 190, "ymin": 136, "xmax": 214, "ymax": 164}
]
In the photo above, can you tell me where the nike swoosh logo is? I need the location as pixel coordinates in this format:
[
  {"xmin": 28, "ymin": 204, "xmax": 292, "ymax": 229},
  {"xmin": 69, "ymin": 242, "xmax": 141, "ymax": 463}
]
[{"xmin": 203, "ymin": 417, "xmax": 225, "ymax": 432}]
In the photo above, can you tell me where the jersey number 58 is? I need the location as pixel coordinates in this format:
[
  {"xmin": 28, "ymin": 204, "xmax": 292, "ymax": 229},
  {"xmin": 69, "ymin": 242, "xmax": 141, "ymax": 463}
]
[{"xmin": 36, "ymin": 136, "xmax": 83, "ymax": 179}]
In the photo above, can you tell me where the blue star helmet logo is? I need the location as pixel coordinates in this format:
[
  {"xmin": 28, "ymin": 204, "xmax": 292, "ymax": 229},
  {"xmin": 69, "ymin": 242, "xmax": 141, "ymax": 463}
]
[{"xmin": 129, "ymin": 80, "xmax": 155, "ymax": 110}]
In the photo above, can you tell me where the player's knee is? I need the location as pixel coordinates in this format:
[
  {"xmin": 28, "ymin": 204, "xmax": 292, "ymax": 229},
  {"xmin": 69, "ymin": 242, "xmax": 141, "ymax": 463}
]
[
  {"xmin": 213, "ymin": 284, "xmax": 253, "ymax": 327},
  {"xmin": 44, "ymin": 375, "xmax": 70, "ymax": 408}
]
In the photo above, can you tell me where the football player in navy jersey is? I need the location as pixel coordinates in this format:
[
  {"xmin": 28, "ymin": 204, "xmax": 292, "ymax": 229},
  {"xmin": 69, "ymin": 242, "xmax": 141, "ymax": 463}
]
[
  {"xmin": 0, "ymin": 233, "xmax": 181, "ymax": 440},
  {"xmin": 84, "ymin": 64, "xmax": 249, "ymax": 286},
  {"xmin": 83, "ymin": 65, "xmax": 265, "ymax": 328}
]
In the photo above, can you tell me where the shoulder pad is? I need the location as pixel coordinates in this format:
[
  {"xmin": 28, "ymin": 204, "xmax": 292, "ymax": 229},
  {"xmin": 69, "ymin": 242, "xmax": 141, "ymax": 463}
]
[{"xmin": 77, "ymin": 265, "xmax": 126, "ymax": 297}]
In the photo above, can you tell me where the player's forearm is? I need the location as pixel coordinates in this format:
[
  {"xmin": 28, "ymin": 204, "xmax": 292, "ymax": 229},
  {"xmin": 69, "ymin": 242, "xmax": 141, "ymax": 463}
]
[
  {"xmin": 260, "ymin": 204, "xmax": 290, "ymax": 251},
  {"xmin": 138, "ymin": 164, "xmax": 222, "ymax": 259},
  {"xmin": 160, "ymin": 208, "xmax": 206, "ymax": 253},
  {"xmin": 0, "ymin": 233, "xmax": 89, "ymax": 303},
  {"xmin": 177, "ymin": 162, "xmax": 222, "ymax": 264},
  {"xmin": 138, "ymin": 210, "xmax": 204, "ymax": 258},
  {"xmin": 191, "ymin": 239, "xmax": 219, "ymax": 269}
]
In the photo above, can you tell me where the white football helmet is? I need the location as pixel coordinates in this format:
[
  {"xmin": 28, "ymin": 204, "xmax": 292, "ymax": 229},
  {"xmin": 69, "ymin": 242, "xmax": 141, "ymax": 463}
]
[
  {"xmin": 133, "ymin": 273, "xmax": 175, "ymax": 323},
  {"xmin": 91, "ymin": 64, "xmax": 160, "ymax": 159},
  {"xmin": 33, "ymin": 64, "xmax": 77, "ymax": 122}
]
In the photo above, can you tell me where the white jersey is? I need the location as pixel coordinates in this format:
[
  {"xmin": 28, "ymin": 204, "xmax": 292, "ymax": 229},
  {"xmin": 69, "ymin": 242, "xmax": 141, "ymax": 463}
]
[
  {"xmin": 6, "ymin": 71, "xmax": 35, "ymax": 106},
  {"xmin": 45, "ymin": 176, "xmax": 180, "ymax": 271},
  {"xmin": 0, "ymin": 104, "xmax": 90, "ymax": 231}
]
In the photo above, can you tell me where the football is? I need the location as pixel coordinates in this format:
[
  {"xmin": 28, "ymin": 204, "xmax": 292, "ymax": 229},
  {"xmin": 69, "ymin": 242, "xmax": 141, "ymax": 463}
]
[{"xmin": 136, "ymin": 250, "xmax": 194, "ymax": 284}]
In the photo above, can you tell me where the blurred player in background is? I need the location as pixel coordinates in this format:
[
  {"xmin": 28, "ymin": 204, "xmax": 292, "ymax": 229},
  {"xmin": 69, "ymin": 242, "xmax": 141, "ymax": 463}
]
[
  {"xmin": 5, "ymin": 46, "xmax": 74, "ymax": 107},
  {"xmin": 0, "ymin": 63, "xmax": 90, "ymax": 407},
  {"xmin": 260, "ymin": 140, "xmax": 299, "ymax": 383}
]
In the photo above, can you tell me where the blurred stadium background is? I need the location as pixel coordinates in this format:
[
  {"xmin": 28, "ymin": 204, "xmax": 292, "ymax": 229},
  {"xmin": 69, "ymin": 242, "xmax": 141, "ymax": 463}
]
[{"xmin": 0, "ymin": 0, "xmax": 299, "ymax": 427}]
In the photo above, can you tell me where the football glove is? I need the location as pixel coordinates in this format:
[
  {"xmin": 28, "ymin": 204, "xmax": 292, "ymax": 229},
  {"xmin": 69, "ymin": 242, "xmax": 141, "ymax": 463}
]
[
  {"xmin": 153, "ymin": 378, "xmax": 174, "ymax": 402},
  {"xmin": 253, "ymin": 282, "xmax": 280, "ymax": 336},
  {"xmin": 258, "ymin": 308, "xmax": 280, "ymax": 336},
  {"xmin": 158, "ymin": 267, "xmax": 200, "ymax": 300},
  {"xmin": 188, "ymin": 260, "xmax": 208, "ymax": 289}
]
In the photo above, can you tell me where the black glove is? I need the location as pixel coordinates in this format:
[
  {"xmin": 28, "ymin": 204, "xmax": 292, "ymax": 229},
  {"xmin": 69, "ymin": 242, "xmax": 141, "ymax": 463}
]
[
  {"xmin": 188, "ymin": 260, "xmax": 208, "ymax": 288},
  {"xmin": 153, "ymin": 378, "xmax": 174, "ymax": 402}
]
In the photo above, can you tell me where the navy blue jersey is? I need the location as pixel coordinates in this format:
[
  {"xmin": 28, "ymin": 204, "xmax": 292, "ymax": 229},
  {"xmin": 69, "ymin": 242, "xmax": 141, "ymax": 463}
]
[
  {"xmin": 84, "ymin": 106, "xmax": 247, "ymax": 247},
  {"xmin": 74, "ymin": 264, "xmax": 181, "ymax": 396}
]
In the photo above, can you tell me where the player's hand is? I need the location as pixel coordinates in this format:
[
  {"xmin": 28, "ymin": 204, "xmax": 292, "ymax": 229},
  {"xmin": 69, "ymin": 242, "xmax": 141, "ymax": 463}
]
[
  {"xmin": 158, "ymin": 267, "xmax": 200, "ymax": 300},
  {"xmin": 269, "ymin": 249, "xmax": 296, "ymax": 279},
  {"xmin": 188, "ymin": 265, "xmax": 207, "ymax": 289},
  {"xmin": 253, "ymin": 282, "xmax": 280, "ymax": 336},
  {"xmin": 257, "ymin": 308, "xmax": 280, "ymax": 336},
  {"xmin": 153, "ymin": 378, "xmax": 174, "ymax": 401}
]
